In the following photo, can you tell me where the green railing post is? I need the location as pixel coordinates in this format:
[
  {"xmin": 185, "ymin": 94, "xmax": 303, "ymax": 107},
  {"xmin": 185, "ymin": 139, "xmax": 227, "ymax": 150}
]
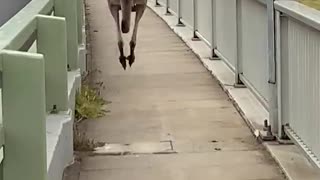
[
  {"xmin": 76, "ymin": 0, "xmax": 88, "ymax": 74},
  {"xmin": 77, "ymin": 0, "xmax": 84, "ymax": 44},
  {"xmin": 165, "ymin": 0, "xmax": 171, "ymax": 15},
  {"xmin": 1, "ymin": 50, "xmax": 47, "ymax": 180},
  {"xmin": 37, "ymin": 15, "xmax": 68, "ymax": 112},
  {"xmin": 177, "ymin": 0, "xmax": 185, "ymax": 26},
  {"xmin": 54, "ymin": 0, "xmax": 79, "ymax": 70}
]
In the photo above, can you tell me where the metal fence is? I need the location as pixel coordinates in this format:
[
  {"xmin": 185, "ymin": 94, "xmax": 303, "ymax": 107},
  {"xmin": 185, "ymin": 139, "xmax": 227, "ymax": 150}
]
[
  {"xmin": 275, "ymin": 0, "xmax": 320, "ymax": 168},
  {"xmin": 153, "ymin": 0, "xmax": 320, "ymax": 168},
  {"xmin": 0, "ymin": 0, "xmax": 85, "ymax": 179}
]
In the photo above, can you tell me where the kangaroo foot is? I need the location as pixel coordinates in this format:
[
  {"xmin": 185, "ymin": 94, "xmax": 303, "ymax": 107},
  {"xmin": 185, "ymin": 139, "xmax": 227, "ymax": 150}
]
[
  {"xmin": 119, "ymin": 56, "xmax": 127, "ymax": 70},
  {"xmin": 127, "ymin": 54, "xmax": 135, "ymax": 67}
]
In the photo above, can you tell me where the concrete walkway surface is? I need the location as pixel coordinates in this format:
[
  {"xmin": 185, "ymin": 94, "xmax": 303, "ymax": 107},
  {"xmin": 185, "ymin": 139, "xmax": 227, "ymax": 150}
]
[{"xmin": 79, "ymin": 0, "xmax": 287, "ymax": 179}]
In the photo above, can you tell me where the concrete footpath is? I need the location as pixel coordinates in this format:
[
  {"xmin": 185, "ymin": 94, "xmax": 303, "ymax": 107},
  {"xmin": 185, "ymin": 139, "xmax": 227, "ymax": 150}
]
[{"xmin": 78, "ymin": 0, "xmax": 287, "ymax": 179}]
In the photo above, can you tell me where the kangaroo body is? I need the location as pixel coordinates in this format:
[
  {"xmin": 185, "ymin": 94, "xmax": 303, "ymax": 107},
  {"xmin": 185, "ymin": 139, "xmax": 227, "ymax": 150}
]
[{"xmin": 107, "ymin": 0, "xmax": 147, "ymax": 69}]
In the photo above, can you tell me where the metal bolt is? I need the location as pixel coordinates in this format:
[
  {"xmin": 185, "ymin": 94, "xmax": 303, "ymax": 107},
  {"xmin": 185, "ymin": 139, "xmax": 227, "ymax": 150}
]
[
  {"xmin": 267, "ymin": 125, "xmax": 273, "ymax": 136},
  {"xmin": 51, "ymin": 105, "xmax": 58, "ymax": 114}
]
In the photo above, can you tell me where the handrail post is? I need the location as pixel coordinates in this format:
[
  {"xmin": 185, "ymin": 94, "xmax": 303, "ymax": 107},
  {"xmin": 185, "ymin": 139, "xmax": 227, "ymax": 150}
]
[
  {"xmin": 76, "ymin": 0, "xmax": 88, "ymax": 75},
  {"xmin": 165, "ymin": 0, "xmax": 171, "ymax": 15},
  {"xmin": 77, "ymin": 0, "xmax": 84, "ymax": 45},
  {"xmin": 275, "ymin": 10, "xmax": 285, "ymax": 138},
  {"xmin": 267, "ymin": 0, "xmax": 278, "ymax": 137},
  {"xmin": 235, "ymin": 0, "xmax": 244, "ymax": 87},
  {"xmin": 177, "ymin": 0, "xmax": 184, "ymax": 26},
  {"xmin": 1, "ymin": 50, "xmax": 47, "ymax": 180},
  {"xmin": 54, "ymin": 0, "xmax": 79, "ymax": 70},
  {"xmin": 192, "ymin": 0, "xmax": 200, "ymax": 40},
  {"xmin": 37, "ymin": 15, "xmax": 69, "ymax": 112},
  {"xmin": 210, "ymin": 0, "xmax": 219, "ymax": 60}
]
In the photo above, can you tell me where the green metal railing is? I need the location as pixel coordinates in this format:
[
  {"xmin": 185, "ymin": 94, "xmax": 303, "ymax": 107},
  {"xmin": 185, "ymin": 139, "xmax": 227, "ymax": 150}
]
[{"xmin": 0, "ymin": 0, "xmax": 84, "ymax": 179}]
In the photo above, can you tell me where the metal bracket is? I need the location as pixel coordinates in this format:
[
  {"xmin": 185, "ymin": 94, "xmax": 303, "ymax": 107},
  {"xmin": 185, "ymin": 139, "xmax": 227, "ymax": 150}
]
[
  {"xmin": 234, "ymin": 83, "xmax": 246, "ymax": 88},
  {"xmin": 50, "ymin": 105, "xmax": 58, "ymax": 114},
  {"xmin": 209, "ymin": 50, "xmax": 220, "ymax": 60},
  {"xmin": 259, "ymin": 129, "xmax": 276, "ymax": 141},
  {"xmin": 192, "ymin": 34, "xmax": 200, "ymax": 41},
  {"xmin": 155, "ymin": 1, "xmax": 161, "ymax": 7},
  {"xmin": 165, "ymin": 10, "xmax": 172, "ymax": 16},
  {"xmin": 275, "ymin": 125, "xmax": 293, "ymax": 144},
  {"xmin": 268, "ymin": 80, "xmax": 276, "ymax": 85},
  {"xmin": 176, "ymin": 18, "xmax": 185, "ymax": 27},
  {"xmin": 259, "ymin": 120, "xmax": 276, "ymax": 141},
  {"xmin": 234, "ymin": 74, "xmax": 246, "ymax": 88}
]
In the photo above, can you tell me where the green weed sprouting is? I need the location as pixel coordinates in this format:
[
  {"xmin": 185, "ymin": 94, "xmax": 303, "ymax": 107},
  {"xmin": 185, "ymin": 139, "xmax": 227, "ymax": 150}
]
[
  {"xmin": 74, "ymin": 85, "xmax": 108, "ymax": 151},
  {"xmin": 75, "ymin": 85, "xmax": 109, "ymax": 122}
]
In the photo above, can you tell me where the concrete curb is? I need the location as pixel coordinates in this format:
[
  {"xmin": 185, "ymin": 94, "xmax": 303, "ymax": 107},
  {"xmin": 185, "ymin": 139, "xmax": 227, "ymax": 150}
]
[
  {"xmin": 147, "ymin": 1, "xmax": 320, "ymax": 180},
  {"xmin": 47, "ymin": 70, "xmax": 81, "ymax": 180}
]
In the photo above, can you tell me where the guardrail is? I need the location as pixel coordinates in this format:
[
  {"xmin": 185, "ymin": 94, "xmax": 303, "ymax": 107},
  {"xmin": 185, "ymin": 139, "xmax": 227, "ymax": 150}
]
[
  {"xmin": 275, "ymin": 0, "xmax": 320, "ymax": 168},
  {"xmin": 0, "ymin": 0, "xmax": 85, "ymax": 179},
  {"xmin": 154, "ymin": 0, "xmax": 320, "ymax": 168}
]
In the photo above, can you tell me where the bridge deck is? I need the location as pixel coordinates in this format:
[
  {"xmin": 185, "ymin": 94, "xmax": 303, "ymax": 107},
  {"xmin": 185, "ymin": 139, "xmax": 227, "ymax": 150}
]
[{"xmin": 79, "ymin": 0, "xmax": 285, "ymax": 179}]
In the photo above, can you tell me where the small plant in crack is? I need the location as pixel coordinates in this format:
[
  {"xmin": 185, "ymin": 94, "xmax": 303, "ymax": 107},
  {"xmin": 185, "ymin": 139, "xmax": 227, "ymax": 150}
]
[
  {"xmin": 75, "ymin": 85, "xmax": 109, "ymax": 123},
  {"xmin": 73, "ymin": 76, "xmax": 109, "ymax": 151}
]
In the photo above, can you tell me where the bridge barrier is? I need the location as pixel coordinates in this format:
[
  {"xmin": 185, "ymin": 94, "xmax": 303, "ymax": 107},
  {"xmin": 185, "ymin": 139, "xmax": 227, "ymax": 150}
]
[
  {"xmin": 153, "ymin": 0, "xmax": 320, "ymax": 168},
  {"xmin": 0, "ymin": 0, "xmax": 86, "ymax": 179}
]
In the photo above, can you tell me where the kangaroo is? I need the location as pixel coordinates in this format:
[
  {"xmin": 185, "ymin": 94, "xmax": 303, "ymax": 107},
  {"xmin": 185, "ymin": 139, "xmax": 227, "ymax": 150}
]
[{"xmin": 107, "ymin": 0, "xmax": 147, "ymax": 70}]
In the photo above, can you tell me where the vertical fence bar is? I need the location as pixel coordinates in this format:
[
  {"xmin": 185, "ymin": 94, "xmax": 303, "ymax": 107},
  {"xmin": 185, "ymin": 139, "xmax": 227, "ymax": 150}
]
[
  {"xmin": 267, "ymin": 0, "xmax": 278, "ymax": 136},
  {"xmin": 165, "ymin": 0, "xmax": 171, "ymax": 15},
  {"xmin": 192, "ymin": 0, "xmax": 199, "ymax": 40},
  {"xmin": 37, "ymin": 15, "xmax": 68, "ymax": 112},
  {"xmin": 76, "ymin": 0, "xmax": 88, "ymax": 74},
  {"xmin": 77, "ymin": 0, "xmax": 84, "ymax": 45},
  {"xmin": 54, "ymin": 0, "xmax": 79, "ymax": 70},
  {"xmin": 235, "ymin": 0, "xmax": 244, "ymax": 86},
  {"xmin": 1, "ymin": 50, "xmax": 46, "ymax": 180},
  {"xmin": 177, "ymin": 0, "xmax": 184, "ymax": 26},
  {"xmin": 275, "ymin": 10, "xmax": 285, "ymax": 138},
  {"xmin": 210, "ymin": 0, "xmax": 219, "ymax": 60}
]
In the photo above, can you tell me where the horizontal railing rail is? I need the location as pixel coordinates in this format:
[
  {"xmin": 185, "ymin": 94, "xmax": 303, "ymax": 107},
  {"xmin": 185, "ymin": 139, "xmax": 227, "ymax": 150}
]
[{"xmin": 0, "ymin": 0, "xmax": 54, "ymax": 51}]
